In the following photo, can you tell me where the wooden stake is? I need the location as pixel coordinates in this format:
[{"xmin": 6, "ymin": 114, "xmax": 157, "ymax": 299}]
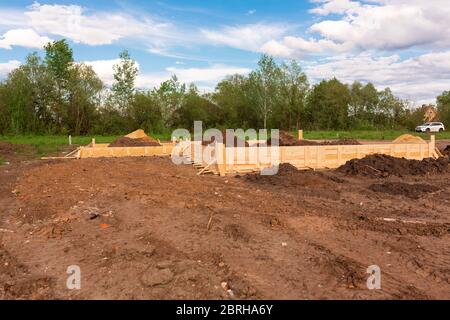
[{"xmin": 298, "ymin": 130, "xmax": 303, "ymax": 140}]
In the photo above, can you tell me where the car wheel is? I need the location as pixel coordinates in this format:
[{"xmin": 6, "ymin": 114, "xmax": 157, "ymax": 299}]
[
  {"xmin": 439, "ymin": 128, "xmax": 444, "ymax": 132},
  {"xmin": 426, "ymin": 128, "xmax": 431, "ymax": 133}
]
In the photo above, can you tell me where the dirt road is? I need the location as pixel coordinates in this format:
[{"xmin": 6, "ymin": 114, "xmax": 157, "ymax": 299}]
[{"xmin": 0, "ymin": 154, "xmax": 449, "ymax": 299}]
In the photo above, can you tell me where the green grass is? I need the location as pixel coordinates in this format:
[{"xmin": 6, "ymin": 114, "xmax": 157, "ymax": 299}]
[{"xmin": 0, "ymin": 135, "xmax": 119, "ymax": 157}]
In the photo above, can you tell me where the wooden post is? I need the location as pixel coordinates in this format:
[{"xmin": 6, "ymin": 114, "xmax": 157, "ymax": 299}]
[
  {"xmin": 429, "ymin": 134, "xmax": 435, "ymax": 158},
  {"xmin": 216, "ymin": 142, "xmax": 227, "ymax": 176},
  {"xmin": 298, "ymin": 130, "xmax": 303, "ymax": 141},
  {"xmin": 69, "ymin": 135, "xmax": 72, "ymax": 145},
  {"xmin": 92, "ymin": 138, "xmax": 96, "ymax": 147}
]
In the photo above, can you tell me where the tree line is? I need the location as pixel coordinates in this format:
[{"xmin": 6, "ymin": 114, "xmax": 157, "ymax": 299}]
[{"xmin": 0, "ymin": 39, "xmax": 449, "ymax": 136}]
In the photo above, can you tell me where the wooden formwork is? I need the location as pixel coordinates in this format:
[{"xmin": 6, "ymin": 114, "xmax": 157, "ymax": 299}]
[
  {"xmin": 182, "ymin": 136, "xmax": 439, "ymax": 176},
  {"xmin": 77, "ymin": 143, "xmax": 174, "ymax": 158}
]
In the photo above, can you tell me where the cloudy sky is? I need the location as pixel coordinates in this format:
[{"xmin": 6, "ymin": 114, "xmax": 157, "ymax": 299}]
[{"xmin": 0, "ymin": 0, "xmax": 450, "ymax": 104}]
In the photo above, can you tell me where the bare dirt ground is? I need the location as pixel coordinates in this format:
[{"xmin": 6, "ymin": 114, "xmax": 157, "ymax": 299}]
[{"xmin": 0, "ymin": 144, "xmax": 449, "ymax": 299}]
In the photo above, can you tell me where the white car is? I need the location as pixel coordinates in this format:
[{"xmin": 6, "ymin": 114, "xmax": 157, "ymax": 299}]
[{"xmin": 415, "ymin": 122, "xmax": 445, "ymax": 133}]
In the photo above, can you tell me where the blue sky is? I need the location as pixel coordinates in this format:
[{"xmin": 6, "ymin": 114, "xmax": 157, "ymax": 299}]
[{"xmin": 1, "ymin": 0, "xmax": 450, "ymax": 104}]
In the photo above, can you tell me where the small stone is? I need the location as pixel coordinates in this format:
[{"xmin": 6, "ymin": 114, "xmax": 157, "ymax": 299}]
[
  {"xmin": 282, "ymin": 242, "xmax": 287, "ymax": 247},
  {"xmin": 221, "ymin": 282, "xmax": 229, "ymax": 291},
  {"xmin": 218, "ymin": 262, "xmax": 225, "ymax": 268}
]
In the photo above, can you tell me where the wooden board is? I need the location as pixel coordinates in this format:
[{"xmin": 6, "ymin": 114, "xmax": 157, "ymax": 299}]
[{"xmin": 78, "ymin": 145, "xmax": 174, "ymax": 158}]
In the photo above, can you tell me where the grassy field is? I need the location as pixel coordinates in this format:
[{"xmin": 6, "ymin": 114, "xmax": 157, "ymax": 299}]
[{"xmin": 1, "ymin": 130, "xmax": 449, "ymax": 159}]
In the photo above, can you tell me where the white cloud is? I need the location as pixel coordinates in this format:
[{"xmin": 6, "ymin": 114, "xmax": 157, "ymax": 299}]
[
  {"xmin": 85, "ymin": 59, "xmax": 250, "ymax": 90},
  {"xmin": 304, "ymin": 51, "xmax": 450, "ymax": 104},
  {"xmin": 84, "ymin": 59, "xmax": 125, "ymax": 86},
  {"xmin": 165, "ymin": 65, "xmax": 250, "ymax": 84},
  {"xmin": 24, "ymin": 2, "xmax": 175, "ymax": 46},
  {"xmin": 262, "ymin": 36, "xmax": 352, "ymax": 58},
  {"xmin": 262, "ymin": 1, "xmax": 450, "ymax": 58},
  {"xmin": 0, "ymin": 28, "xmax": 52, "ymax": 49},
  {"xmin": 0, "ymin": 60, "xmax": 21, "ymax": 77},
  {"xmin": 309, "ymin": 0, "xmax": 361, "ymax": 15},
  {"xmin": 201, "ymin": 23, "xmax": 290, "ymax": 52}
]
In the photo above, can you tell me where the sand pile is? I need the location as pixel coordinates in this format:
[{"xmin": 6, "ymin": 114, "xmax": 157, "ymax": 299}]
[{"xmin": 109, "ymin": 130, "xmax": 161, "ymax": 147}]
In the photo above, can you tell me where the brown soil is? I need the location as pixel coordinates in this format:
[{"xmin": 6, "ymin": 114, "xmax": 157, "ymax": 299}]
[
  {"xmin": 269, "ymin": 131, "xmax": 361, "ymax": 147},
  {"xmin": 0, "ymin": 141, "xmax": 37, "ymax": 163},
  {"xmin": 337, "ymin": 154, "xmax": 449, "ymax": 178},
  {"xmin": 109, "ymin": 137, "xmax": 161, "ymax": 147},
  {"xmin": 369, "ymin": 182, "xmax": 440, "ymax": 199},
  {"xmin": 442, "ymin": 145, "xmax": 450, "ymax": 157},
  {"xmin": 0, "ymin": 155, "xmax": 449, "ymax": 300}
]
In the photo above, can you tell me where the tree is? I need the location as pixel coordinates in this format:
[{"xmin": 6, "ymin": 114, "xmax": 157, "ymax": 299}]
[
  {"xmin": 110, "ymin": 50, "xmax": 138, "ymax": 113},
  {"xmin": 44, "ymin": 39, "xmax": 75, "ymax": 129},
  {"xmin": 437, "ymin": 91, "xmax": 450, "ymax": 126},
  {"xmin": 249, "ymin": 55, "xmax": 283, "ymax": 129},
  {"xmin": 173, "ymin": 84, "xmax": 220, "ymax": 129},
  {"xmin": 376, "ymin": 88, "xmax": 407, "ymax": 128},
  {"xmin": 305, "ymin": 78, "xmax": 351, "ymax": 130},
  {"xmin": 67, "ymin": 64, "xmax": 104, "ymax": 135},
  {"xmin": 277, "ymin": 60, "xmax": 309, "ymax": 130},
  {"xmin": 128, "ymin": 90, "xmax": 163, "ymax": 133},
  {"xmin": 213, "ymin": 74, "xmax": 257, "ymax": 128},
  {"xmin": 155, "ymin": 75, "xmax": 186, "ymax": 127},
  {"xmin": 348, "ymin": 81, "xmax": 379, "ymax": 128}
]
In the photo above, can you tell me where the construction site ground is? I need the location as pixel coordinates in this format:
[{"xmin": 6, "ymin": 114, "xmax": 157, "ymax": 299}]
[{"xmin": 0, "ymin": 141, "xmax": 449, "ymax": 299}]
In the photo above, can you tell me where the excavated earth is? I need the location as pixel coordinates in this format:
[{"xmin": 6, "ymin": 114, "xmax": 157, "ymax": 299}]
[
  {"xmin": 0, "ymin": 148, "xmax": 449, "ymax": 299},
  {"xmin": 109, "ymin": 137, "xmax": 161, "ymax": 147},
  {"xmin": 269, "ymin": 131, "xmax": 361, "ymax": 147}
]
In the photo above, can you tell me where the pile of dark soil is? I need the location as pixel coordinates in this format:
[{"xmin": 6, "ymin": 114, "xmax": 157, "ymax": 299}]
[
  {"xmin": 202, "ymin": 130, "xmax": 249, "ymax": 147},
  {"xmin": 337, "ymin": 154, "xmax": 449, "ymax": 178},
  {"xmin": 266, "ymin": 131, "xmax": 360, "ymax": 146},
  {"xmin": 109, "ymin": 136, "xmax": 161, "ymax": 147},
  {"xmin": 321, "ymin": 139, "xmax": 361, "ymax": 146},
  {"xmin": 369, "ymin": 182, "xmax": 440, "ymax": 199},
  {"xmin": 442, "ymin": 145, "xmax": 450, "ymax": 157}
]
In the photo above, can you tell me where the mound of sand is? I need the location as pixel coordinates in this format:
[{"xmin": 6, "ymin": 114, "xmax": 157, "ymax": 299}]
[
  {"xmin": 393, "ymin": 134, "xmax": 427, "ymax": 144},
  {"xmin": 109, "ymin": 129, "xmax": 161, "ymax": 147},
  {"xmin": 337, "ymin": 154, "xmax": 449, "ymax": 178}
]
